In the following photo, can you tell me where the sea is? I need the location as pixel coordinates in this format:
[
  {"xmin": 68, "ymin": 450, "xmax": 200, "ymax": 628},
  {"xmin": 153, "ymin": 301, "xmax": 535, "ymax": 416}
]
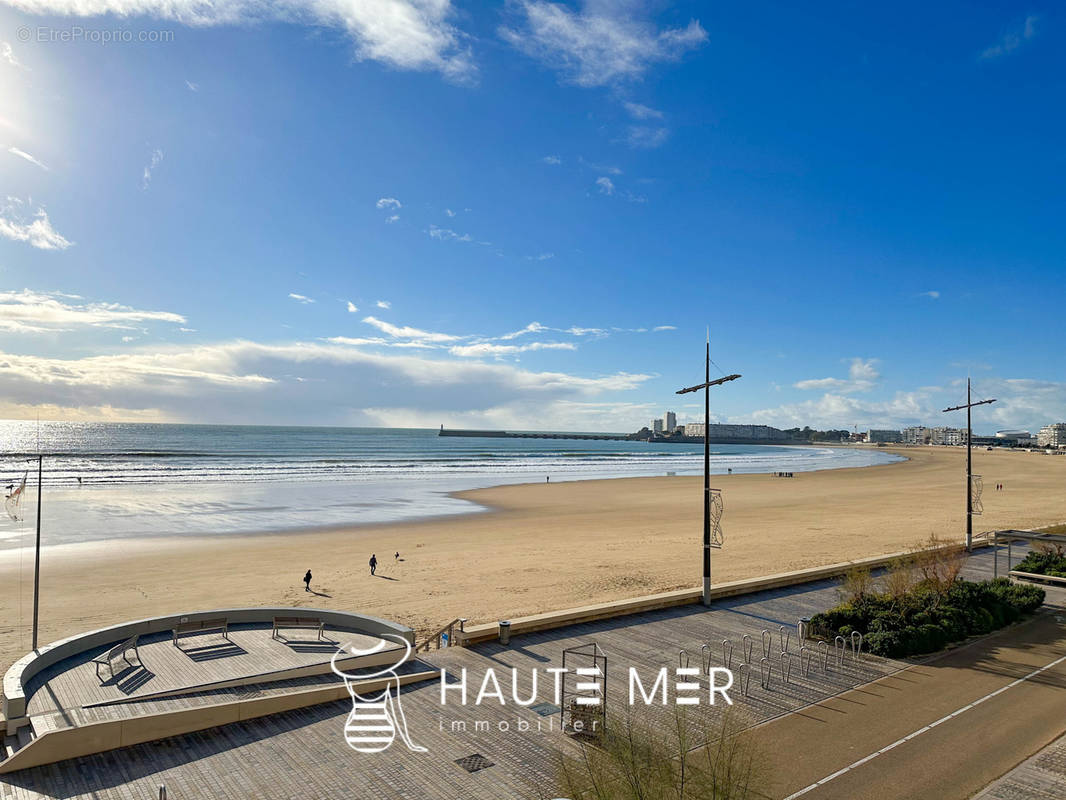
[{"xmin": 0, "ymin": 421, "xmax": 903, "ymax": 548}]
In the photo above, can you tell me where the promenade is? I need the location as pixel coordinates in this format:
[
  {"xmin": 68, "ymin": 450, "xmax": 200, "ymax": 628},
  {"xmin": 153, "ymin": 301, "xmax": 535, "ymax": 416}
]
[{"xmin": 0, "ymin": 547, "xmax": 1062, "ymax": 798}]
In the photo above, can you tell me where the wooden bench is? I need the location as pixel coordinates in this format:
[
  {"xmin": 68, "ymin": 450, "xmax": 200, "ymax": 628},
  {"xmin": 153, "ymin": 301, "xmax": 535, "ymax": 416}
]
[
  {"xmin": 1009, "ymin": 570, "xmax": 1066, "ymax": 586},
  {"xmin": 92, "ymin": 635, "xmax": 141, "ymax": 681},
  {"xmin": 172, "ymin": 617, "xmax": 229, "ymax": 647},
  {"xmin": 272, "ymin": 616, "xmax": 324, "ymax": 641}
]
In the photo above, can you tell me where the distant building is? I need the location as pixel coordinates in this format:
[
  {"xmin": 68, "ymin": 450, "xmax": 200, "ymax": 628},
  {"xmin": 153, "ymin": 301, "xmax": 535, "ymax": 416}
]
[
  {"xmin": 995, "ymin": 430, "xmax": 1035, "ymax": 446},
  {"xmin": 930, "ymin": 427, "xmax": 967, "ymax": 446},
  {"xmin": 1037, "ymin": 423, "xmax": 1066, "ymax": 448},
  {"xmin": 663, "ymin": 411, "xmax": 677, "ymax": 432},
  {"xmin": 849, "ymin": 431, "xmax": 867, "ymax": 442},
  {"xmin": 651, "ymin": 418, "xmax": 664, "ymax": 434},
  {"xmin": 867, "ymin": 429, "xmax": 902, "ymax": 444},
  {"xmin": 683, "ymin": 423, "xmax": 788, "ymax": 441},
  {"xmin": 902, "ymin": 426, "xmax": 930, "ymax": 445}
]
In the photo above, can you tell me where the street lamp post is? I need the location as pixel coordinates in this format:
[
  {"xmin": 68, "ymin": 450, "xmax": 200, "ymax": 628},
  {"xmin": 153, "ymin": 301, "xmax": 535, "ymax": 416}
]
[
  {"xmin": 677, "ymin": 337, "xmax": 740, "ymax": 606},
  {"xmin": 942, "ymin": 378, "xmax": 996, "ymax": 551}
]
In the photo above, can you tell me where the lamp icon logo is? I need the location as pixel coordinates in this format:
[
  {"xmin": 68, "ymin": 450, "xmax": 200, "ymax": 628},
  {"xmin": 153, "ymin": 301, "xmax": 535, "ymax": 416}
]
[{"xmin": 331, "ymin": 634, "xmax": 427, "ymax": 754}]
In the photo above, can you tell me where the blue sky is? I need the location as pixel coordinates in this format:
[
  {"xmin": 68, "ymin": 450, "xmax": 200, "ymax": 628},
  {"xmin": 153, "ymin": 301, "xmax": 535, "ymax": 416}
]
[{"xmin": 0, "ymin": 1, "xmax": 1063, "ymax": 432}]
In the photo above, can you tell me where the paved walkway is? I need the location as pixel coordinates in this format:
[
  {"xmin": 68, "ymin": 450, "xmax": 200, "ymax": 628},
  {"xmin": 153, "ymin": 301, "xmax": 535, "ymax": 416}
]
[
  {"xmin": 754, "ymin": 604, "xmax": 1066, "ymax": 800},
  {"xmin": 0, "ymin": 545, "xmax": 1061, "ymax": 799},
  {"xmin": 973, "ymin": 731, "xmax": 1066, "ymax": 800}
]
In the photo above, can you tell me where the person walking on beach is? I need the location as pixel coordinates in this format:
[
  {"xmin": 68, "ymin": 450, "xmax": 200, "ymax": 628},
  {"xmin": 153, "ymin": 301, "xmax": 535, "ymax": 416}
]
[
  {"xmin": 303, "ymin": 569, "xmax": 312, "ymax": 592},
  {"xmin": 369, "ymin": 554, "xmax": 377, "ymax": 576}
]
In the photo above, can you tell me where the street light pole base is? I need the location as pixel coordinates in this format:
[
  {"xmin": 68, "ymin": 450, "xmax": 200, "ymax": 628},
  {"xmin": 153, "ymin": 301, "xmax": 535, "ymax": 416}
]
[{"xmin": 702, "ymin": 577, "xmax": 711, "ymax": 607}]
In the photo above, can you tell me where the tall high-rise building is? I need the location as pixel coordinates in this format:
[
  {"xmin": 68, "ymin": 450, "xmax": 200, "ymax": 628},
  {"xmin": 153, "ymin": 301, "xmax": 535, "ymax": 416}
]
[
  {"xmin": 902, "ymin": 426, "xmax": 930, "ymax": 444},
  {"xmin": 651, "ymin": 418, "xmax": 664, "ymax": 434},
  {"xmin": 663, "ymin": 411, "xmax": 677, "ymax": 432},
  {"xmin": 1037, "ymin": 423, "xmax": 1066, "ymax": 447},
  {"xmin": 930, "ymin": 427, "xmax": 967, "ymax": 446}
]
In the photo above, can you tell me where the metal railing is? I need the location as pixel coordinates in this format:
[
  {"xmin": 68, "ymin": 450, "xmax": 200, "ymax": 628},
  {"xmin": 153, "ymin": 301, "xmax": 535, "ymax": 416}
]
[{"xmin": 415, "ymin": 617, "xmax": 467, "ymax": 653}]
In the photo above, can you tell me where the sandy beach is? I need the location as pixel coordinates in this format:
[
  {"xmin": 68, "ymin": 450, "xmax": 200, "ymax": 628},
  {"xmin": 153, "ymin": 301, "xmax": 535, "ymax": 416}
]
[{"xmin": 1, "ymin": 445, "xmax": 1064, "ymax": 673}]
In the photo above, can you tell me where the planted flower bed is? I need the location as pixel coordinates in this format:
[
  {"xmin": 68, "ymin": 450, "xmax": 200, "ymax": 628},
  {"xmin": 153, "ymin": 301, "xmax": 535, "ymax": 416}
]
[
  {"xmin": 1012, "ymin": 548, "xmax": 1066, "ymax": 578},
  {"xmin": 810, "ymin": 577, "xmax": 1044, "ymax": 658}
]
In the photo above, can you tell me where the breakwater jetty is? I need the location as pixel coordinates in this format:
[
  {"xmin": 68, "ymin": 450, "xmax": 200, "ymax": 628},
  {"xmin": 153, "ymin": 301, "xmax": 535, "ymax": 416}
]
[{"xmin": 438, "ymin": 427, "xmax": 628, "ymax": 441}]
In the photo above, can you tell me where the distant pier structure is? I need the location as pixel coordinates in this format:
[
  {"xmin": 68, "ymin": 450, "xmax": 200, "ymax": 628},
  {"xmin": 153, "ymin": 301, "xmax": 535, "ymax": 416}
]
[
  {"xmin": 437, "ymin": 425, "xmax": 798, "ymax": 444},
  {"xmin": 438, "ymin": 425, "xmax": 627, "ymax": 441}
]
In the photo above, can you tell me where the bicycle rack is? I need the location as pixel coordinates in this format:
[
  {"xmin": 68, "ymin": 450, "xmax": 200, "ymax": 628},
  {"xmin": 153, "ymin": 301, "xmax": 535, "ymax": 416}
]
[
  {"xmin": 722, "ymin": 639, "xmax": 734, "ymax": 670},
  {"xmin": 780, "ymin": 651, "xmax": 792, "ymax": 684},
  {"xmin": 800, "ymin": 645, "xmax": 812, "ymax": 677},
  {"xmin": 679, "ymin": 649, "xmax": 690, "ymax": 670},
  {"xmin": 742, "ymin": 634, "xmax": 754, "ymax": 664},
  {"xmin": 701, "ymin": 644, "xmax": 711, "ymax": 674},
  {"xmin": 759, "ymin": 656, "xmax": 772, "ymax": 689},
  {"xmin": 834, "ymin": 636, "xmax": 847, "ymax": 667},
  {"xmin": 762, "ymin": 629, "xmax": 773, "ymax": 659},
  {"xmin": 779, "ymin": 625, "xmax": 791, "ymax": 654},
  {"xmin": 851, "ymin": 631, "xmax": 864, "ymax": 662},
  {"xmin": 737, "ymin": 663, "xmax": 751, "ymax": 697},
  {"xmin": 818, "ymin": 640, "xmax": 830, "ymax": 671}
]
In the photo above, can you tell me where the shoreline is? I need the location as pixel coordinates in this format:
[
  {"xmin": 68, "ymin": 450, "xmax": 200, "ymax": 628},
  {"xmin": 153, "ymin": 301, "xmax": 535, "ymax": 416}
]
[
  {"xmin": 1, "ymin": 445, "xmax": 1063, "ymax": 674},
  {"xmin": 1, "ymin": 444, "xmax": 907, "ymax": 556}
]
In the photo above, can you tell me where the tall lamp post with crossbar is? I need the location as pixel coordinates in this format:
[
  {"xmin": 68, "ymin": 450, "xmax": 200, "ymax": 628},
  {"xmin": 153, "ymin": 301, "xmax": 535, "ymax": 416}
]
[
  {"xmin": 942, "ymin": 378, "xmax": 996, "ymax": 552},
  {"xmin": 677, "ymin": 335, "xmax": 740, "ymax": 606}
]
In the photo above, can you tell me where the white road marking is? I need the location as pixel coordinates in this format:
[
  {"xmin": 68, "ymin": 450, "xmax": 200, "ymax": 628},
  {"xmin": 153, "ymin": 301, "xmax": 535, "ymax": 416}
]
[{"xmin": 782, "ymin": 652, "xmax": 1066, "ymax": 800}]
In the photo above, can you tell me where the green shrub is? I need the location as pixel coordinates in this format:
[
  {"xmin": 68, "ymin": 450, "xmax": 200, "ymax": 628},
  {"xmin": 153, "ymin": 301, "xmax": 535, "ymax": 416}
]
[
  {"xmin": 1014, "ymin": 549, "xmax": 1066, "ymax": 576},
  {"xmin": 866, "ymin": 631, "xmax": 904, "ymax": 658},
  {"xmin": 811, "ymin": 576, "xmax": 1044, "ymax": 659}
]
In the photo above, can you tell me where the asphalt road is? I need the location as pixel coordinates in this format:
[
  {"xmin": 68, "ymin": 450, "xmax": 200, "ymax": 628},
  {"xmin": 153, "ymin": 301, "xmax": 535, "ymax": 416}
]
[{"xmin": 752, "ymin": 607, "xmax": 1066, "ymax": 800}]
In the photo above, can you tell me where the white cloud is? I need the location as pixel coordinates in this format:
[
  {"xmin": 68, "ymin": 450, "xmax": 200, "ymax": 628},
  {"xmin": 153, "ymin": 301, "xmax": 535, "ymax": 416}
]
[
  {"xmin": 541, "ymin": 155, "xmax": 562, "ymax": 165},
  {"xmin": 428, "ymin": 224, "xmax": 473, "ymax": 242},
  {"xmin": 0, "ymin": 200, "xmax": 73, "ymax": 250},
  {"xmin": 748, "ymin": 375, "xmax": 1066, "ymax": 433},
  {"xmin": 500, "ymin": 1, "xmax": 707, "ymax": 87},
  {"xmin": 142, "ymin": 148, "xmax": 163, "ymax": 189},
  {"xmin": 362, "ymin": 315, "xmax": 462, "ymax": 342},
  {"xmin": 185, "ymin": 79, "xmax": 199, "ymax": 91},
  {"xmin": 7, "ymin": 147, "xmax": 49, "ymax": 171},
  {"xmin": 11, "ymin": 0, "xmax": 475, "ymax": 81},
  {"xmin": 376, "ymin": 197, "xmax": 402, "ymax": 210},
  {"xmin": 0, "ymin": 289, "xmax": 184, "ymax": 333},
  {"xmin": 499, "ymin": 321, "xmax": 548, "ymax": 340},
  {"xmin": 449, "ymin": 341, "xmax": 576, "ymax": 357},
  {"xmin": 385, "ymin": 214, "xmax": 400, "ymax": 223},
  {"xmin": 288, "ymin": 293, "xmax": 315, "ymax": 304},
  {"xmin": 326, "ymin": 336, "xmax": 435, "ymax": 349},
  {"xmin": 578, "ymin": 157, "xmax": 622, "ymax": 175},
  {"xmin": 595, "ymin": 176, "xmax": 614, "ymax": 195},
  {"xmin": 981, "ymin": 15, "xmax": 1038, "ymax": 59},
  {"xmin": 527, "ymin": 252, "xmax": 554, "ymax": 261},
  {"xmin": 564, "ymin": 325, "xmax": 606, "ymax": 337},
  {"xmin": 794, "ymin": 358, "xmax": 880, "ymax": 394},
  {"xmin": 1, "ymin": 41, "xmax": 27, "ymax": 70},
  {"xmin": 376, "ymin": 300, "xmax": 391, "ymax": 309},
  {"xmin": 623, "ymin": 101, "xmax": 662, "ymax": 119},
  {"xmin": 652, "ymin": 325, "xmax": 675, "ymax": 331},
  {"xmin": 444, "ymin": 208, "xmax": 455, "ymax": 217},
  {"xmin": 346, "ymin": 301, "xmax": 358, "ymax": 313},
  {"xmin": 747, "ymin": 390, "xmax": 931, "ymax": 431},
  {"xmin": 0, "ymin": 337, "xmax": 654, "ymax": 425},
  {"xmin": 624, "ymin": 125, "xmax": 668, "ymax": 148},
  {"xmin": 920, "ymin": 290, "xmax": 940, "ymax": 299}
]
